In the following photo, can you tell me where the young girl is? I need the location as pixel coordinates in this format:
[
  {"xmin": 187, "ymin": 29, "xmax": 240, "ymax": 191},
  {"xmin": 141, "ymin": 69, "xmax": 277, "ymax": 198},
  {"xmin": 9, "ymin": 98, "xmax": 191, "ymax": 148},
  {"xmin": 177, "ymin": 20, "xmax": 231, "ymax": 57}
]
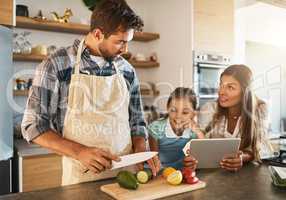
[{"xmin": 148, "ymin": 87, "xmax": 204, "ymax": 170}]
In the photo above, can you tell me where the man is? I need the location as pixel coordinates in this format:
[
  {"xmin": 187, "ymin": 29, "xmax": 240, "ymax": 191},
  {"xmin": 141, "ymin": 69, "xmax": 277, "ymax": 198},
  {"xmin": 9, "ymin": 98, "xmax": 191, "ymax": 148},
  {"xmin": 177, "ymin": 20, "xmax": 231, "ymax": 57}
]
[{"xmin": 21, "ymin": 0, "xmax": 160, "ymax": 185}]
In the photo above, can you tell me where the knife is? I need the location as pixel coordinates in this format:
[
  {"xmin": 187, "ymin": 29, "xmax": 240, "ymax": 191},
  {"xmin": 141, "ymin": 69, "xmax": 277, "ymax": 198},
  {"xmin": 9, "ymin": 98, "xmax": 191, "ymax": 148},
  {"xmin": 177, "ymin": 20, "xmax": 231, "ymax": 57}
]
[{"xmin": 111, "ymin": 151, "xmax": 158, "ymax": 170}]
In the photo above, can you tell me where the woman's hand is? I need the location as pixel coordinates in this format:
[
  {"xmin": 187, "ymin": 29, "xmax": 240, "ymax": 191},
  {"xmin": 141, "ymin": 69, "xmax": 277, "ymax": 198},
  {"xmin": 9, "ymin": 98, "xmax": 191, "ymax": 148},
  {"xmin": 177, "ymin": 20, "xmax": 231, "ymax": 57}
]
[
  {"xmin": 183, "ymin": 155, "xmax": 198, "ymax": 170},
  {"xmin": 220, "ymin": 151, "xmax": 243, "ymax": 172}
]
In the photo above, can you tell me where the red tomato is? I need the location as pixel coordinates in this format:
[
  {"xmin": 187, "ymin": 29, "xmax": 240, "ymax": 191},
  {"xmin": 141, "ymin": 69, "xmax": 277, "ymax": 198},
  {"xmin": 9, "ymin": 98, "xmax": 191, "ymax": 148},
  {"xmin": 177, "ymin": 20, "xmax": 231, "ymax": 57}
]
[
  {"xmin": 185, "ymin": 176, "xmax": 199, "ymax": 184},
  {"xmin": 182, "ymin": 167, "xmax": 196, "ymax": 179}
]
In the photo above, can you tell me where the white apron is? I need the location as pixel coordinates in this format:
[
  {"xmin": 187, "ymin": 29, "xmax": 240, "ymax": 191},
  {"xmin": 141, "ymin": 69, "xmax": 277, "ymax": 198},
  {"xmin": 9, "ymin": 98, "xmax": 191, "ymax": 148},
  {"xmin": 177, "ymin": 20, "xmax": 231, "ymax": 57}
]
[{"xmin": 62, "ymin": 39, "xmax": 133, "ymax": 186}]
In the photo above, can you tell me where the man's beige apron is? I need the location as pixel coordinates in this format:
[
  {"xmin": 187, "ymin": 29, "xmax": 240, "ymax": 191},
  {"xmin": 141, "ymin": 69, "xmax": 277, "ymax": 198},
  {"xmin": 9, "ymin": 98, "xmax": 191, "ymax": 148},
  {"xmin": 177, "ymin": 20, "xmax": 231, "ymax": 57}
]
[{"xmin": 62, "ymin": 39, "xmax": 133, "ymax": 186}]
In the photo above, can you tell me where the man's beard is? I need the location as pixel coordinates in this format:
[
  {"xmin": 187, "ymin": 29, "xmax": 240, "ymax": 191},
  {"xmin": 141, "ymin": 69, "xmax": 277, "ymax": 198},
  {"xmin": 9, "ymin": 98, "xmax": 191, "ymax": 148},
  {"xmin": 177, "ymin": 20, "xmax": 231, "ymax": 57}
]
[{"xmin": 98, "ymin": 45, "xmax": 119, "ymax": 61}]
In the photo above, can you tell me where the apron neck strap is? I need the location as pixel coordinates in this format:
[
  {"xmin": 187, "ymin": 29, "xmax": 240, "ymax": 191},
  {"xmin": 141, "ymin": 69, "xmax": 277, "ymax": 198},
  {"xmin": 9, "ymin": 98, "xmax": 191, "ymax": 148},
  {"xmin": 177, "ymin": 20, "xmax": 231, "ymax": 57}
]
[
  {"xmin": 74, "ymin": 38, "xmax": 120, "ymax": 75},
  {"xmin": 111, "ymin": 60, "xmax": 119, "ymax": 74},
  {"xmin": 75, "ymin": 38, "xmax": 85, "ymax": 75}
]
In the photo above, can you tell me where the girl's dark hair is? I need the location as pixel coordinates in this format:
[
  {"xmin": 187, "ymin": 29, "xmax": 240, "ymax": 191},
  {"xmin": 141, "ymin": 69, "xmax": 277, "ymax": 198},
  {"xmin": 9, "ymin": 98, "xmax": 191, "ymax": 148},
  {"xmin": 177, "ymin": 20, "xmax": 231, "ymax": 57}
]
[
  {"xmin": 207, "ymin": 64, "xmax": 265, "ymax": 160},
  {"xmin": 167, "ymin": 87, "xmax": 197, "ymax": 109},
  {"xmin": 90, "ymin": 0, "xmax": 144, "ymax": 37}
]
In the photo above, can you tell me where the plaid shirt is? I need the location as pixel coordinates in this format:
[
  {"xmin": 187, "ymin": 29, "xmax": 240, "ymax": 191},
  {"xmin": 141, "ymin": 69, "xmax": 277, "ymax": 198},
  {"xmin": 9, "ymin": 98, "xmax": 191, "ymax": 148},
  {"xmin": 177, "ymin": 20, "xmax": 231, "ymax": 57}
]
[{"xmin": 21, "ymin": 39, "xmax": 147, "ymax": 142}]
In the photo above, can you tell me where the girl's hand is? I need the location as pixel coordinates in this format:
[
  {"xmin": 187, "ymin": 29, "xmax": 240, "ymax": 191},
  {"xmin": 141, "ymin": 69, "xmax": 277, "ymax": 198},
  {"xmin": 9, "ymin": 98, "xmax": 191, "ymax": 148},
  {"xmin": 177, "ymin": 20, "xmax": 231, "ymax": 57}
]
[
  {"xmin": 220, "ymin": 151, "xmax": 243, "ymax": 172},
  {"xmin": 136, "ymin": 154, "xmax": 161, "ymax": 177},
  {"xmin": 183, "ymin": 155, "xmax": 198, "ymax": 170},
  {"xmin": 182, "ymin": 119, "xmax": 205, "ymax": 139},
  {"xmin": 146, "ymin": 155, "xmax": 161, "ymax": 177},
  {"xmin": 182, "ymin": 112, "xmax": 200, "ymax": 132},
  {"xmin": 183, "ymin": 119, "xmax": 199, "ymax": 130}
]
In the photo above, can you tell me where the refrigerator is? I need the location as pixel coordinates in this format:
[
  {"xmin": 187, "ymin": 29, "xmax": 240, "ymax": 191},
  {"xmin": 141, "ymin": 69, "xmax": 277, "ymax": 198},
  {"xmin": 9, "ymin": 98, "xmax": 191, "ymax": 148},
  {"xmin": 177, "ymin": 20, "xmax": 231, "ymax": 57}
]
[{"xmin": 0, "ymin": 25, "xmax": 13, "ymax": 195}]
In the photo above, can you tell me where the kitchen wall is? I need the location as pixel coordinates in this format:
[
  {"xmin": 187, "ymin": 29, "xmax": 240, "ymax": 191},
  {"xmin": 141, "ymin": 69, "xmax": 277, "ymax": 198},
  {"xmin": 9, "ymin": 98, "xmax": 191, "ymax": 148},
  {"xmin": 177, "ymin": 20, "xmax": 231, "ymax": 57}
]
[
  {"xmin": 13, "ymin": 0, "xmax": 89, "ymax": 115},
  {"xmin": 234, "ymin": 6, "xmax": 246, "ymax": 63},
  {"xmin": 235, "ymin": 1, "xmax": 286, "ymax": 133},
  {"xmin": 194, "ymin": 0, "xmax": 234, "ymax": 56},
  {"xmin": 13, "ymin": 0, "xmax": 193, "ymax": 114},
  {"xmin": 245, "ymin": 41, "xmax": 286, "ymax": 133},
  {"xmin": 127, "ymin": 0, "xmax": 193, "ymax": 110},
  {"xmin": 234, "ymin": 1, "xmax": 286, "ymax": 62}
]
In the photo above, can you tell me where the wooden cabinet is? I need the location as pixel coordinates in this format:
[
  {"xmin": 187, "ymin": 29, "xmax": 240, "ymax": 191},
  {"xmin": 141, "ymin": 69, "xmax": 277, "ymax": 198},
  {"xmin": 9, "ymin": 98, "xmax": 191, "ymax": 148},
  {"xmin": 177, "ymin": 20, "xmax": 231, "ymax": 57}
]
[
  {"xmin": 15, "ymin": 140, "xmax": 62, "ymax": 192},
  {"xmin": 0, "ymin": 0, "xmax": 15, "ymax": 26},
  {"xmin": 20, "ymin": 154, "xmax": 62, "ymax": 192},
  {"xmin": 194, "ymin": 0, "xmax": 234, "ymax": 55}
]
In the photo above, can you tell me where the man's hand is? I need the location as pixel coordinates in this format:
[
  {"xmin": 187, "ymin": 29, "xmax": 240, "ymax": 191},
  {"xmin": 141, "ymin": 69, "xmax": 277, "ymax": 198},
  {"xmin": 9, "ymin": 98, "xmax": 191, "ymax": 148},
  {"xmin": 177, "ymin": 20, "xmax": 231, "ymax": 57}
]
[
  {"xmin": 220, "ymin": 151, "xmax": 243, "ymax": 172},
  {"xmin": 132, "ymin": 136, "xmax": 161, "ymax": 176},
  {"xmin": 77, "ymin": 146, "xmax": 121, "ymax": 174}
]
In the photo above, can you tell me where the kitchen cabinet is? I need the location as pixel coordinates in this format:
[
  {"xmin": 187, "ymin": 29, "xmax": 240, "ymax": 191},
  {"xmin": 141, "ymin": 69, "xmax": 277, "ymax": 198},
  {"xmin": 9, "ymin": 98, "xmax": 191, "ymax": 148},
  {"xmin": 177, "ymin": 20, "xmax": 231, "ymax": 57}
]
[
  {"xmin": 194, "ymin": 0, "xmax": 234, "ymax": 55},
  {"xmin": 14, "ymin": 140, "xmax": 62, "ymax": 192},
  {"xmin": 0, "ymin": 0, "xmax": 15, "ymax": 26},
  {"xmin": 0, "ymin": 160, "xmax": 12, "ymax": 195},
  {"xmin": 20, "ymin": 154, "xmax": 62, "ymax": 192}
]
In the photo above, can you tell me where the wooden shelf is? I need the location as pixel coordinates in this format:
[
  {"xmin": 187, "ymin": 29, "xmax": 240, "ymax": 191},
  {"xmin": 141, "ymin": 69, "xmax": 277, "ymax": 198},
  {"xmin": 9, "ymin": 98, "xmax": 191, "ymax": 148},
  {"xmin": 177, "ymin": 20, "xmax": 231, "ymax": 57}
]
[
  {"xmin": 13, "ymin": 53, "xmax": 46, "ymax": 62},
  {"xmin": 129, "ymin": 60, "xmax": 160, "ymax": 68},
  {"xmin": 16, "ymin": 16, "xmax": 89, "ymax": 35},
  {"xmin": 133, "ymin": 32, "xmax": 160, "ymax": 42},
  {"xmin": 13, "ymin": 90, "xmax": 29, "ymax": 96},
  {"xmin": 13, "ymin": 53, "xmax": 160, "ymax": 68},
  {"xmin": 140, "ymin": 89, "xmax": 160, "ymax": 96},
  {"xmin": 15, "ymin": 16, "xmax": 159, "ymax": 42}
]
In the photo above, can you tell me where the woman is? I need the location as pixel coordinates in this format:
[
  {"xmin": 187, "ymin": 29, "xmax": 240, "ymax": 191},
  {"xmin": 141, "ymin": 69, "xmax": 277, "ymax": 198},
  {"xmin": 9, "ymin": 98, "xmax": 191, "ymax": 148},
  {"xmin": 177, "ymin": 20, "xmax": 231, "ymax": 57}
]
[{"xmin": 185, "ymin": 64, "xmax": 272, "ymax": 171}]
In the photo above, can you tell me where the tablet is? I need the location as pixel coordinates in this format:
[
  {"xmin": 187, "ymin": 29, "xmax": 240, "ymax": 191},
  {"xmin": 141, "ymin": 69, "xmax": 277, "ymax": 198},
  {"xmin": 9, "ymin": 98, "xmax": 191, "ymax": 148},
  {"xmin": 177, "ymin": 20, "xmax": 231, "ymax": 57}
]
[{"xmin": 188, "ymin": 138, "xmax": 241, "ymax": 169}]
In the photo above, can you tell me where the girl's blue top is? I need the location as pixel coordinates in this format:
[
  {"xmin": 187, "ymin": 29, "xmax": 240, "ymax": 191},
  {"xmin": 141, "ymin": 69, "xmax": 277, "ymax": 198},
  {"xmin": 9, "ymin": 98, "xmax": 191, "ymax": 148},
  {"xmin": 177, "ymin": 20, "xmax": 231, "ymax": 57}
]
[{"xmin": 147, "ymin": 118, "xmax": 197, "ymax": 169}]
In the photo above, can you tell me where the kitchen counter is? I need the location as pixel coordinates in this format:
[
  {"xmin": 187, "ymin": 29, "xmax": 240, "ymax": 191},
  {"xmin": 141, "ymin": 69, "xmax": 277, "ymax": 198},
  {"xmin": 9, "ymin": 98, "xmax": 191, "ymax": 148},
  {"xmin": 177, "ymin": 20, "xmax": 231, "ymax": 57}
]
[
  {"xmin": 14, "ymin": 139, "xmax": 55, "ymax": 157},
  {"xmin": 0, "ymin": 163, "xmax": 285, "ymax": 200}
]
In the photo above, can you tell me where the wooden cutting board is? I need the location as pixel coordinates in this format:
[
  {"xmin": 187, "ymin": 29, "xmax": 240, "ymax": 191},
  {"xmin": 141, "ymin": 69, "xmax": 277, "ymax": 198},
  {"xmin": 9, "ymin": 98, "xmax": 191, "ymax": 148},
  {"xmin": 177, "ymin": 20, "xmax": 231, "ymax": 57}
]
[{"xmin": 100, "ymin": 176, "xmax": 206, "ymax": 200}]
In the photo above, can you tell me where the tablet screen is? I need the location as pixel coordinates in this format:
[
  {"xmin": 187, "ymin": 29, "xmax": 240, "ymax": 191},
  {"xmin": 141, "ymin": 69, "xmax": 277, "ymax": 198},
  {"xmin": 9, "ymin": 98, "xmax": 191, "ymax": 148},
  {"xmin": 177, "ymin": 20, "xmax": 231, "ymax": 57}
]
[{"xmin": 188, "ymin": 138, "xmax": 241, "ymax": 169}]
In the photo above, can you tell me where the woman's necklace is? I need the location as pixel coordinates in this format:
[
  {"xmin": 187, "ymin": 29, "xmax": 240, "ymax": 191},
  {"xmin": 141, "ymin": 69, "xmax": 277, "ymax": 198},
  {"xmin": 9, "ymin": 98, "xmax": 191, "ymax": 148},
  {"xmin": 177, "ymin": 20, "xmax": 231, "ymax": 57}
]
[
  {"xmin": 232, "ymin": 115, "xmax": 239, "ymax": 120},
  {"xmin": 228, "ymin": 105, "xmax": 241, "ymax": 121},
  {"xmin": 228, "ymin": 112, "xmax": 240, "ymax": 120},
  {"xmin": 227, "ymin": 115, "xmax": 240, "ymax": 134}
]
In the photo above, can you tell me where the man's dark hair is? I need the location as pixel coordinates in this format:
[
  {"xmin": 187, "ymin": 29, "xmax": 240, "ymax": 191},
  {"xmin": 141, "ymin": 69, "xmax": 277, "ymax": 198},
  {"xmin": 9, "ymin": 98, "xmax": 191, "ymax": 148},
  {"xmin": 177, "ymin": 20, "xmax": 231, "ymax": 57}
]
[{"xmin": 90, "ymin": 0, "xmax": 144, "ymax": 37}]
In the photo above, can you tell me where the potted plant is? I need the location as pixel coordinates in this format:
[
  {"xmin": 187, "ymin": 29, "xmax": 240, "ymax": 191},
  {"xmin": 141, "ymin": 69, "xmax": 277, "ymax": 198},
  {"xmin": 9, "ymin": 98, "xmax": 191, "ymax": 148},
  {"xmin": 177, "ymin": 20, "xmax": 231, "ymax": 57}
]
[{"xmin": 82, "ymin": 0, "xmax": 102, "ymax": 11}]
